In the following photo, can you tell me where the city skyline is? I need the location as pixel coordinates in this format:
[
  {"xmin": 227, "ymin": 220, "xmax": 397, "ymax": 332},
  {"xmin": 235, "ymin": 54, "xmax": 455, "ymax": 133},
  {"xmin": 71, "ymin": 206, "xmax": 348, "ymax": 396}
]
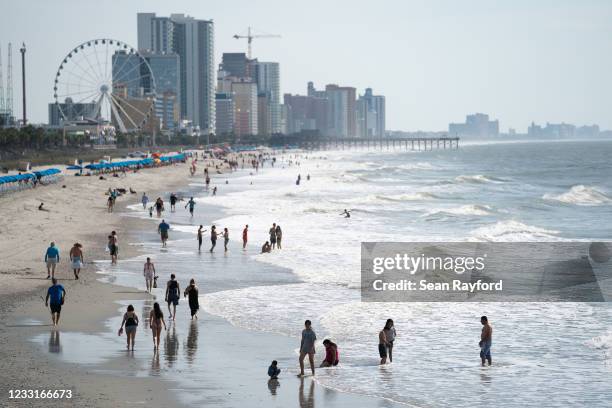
[{"xmin": 1, "ymin": 0, "xmax": 611, "ymax": 131}]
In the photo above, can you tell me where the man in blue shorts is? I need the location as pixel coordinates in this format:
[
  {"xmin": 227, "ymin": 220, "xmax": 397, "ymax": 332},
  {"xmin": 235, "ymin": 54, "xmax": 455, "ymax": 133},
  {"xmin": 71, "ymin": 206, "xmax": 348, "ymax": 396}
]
[
  {"xmin": 479, "ymin": 315, "xmax": 492, "ymax": 366},
  {"xmin": 158, "ymin": 219, "xmax": 170, "ymax": 247},
  {"xmin": 45, "ymin": 278, "xmax": 66, "ymax": 326}
]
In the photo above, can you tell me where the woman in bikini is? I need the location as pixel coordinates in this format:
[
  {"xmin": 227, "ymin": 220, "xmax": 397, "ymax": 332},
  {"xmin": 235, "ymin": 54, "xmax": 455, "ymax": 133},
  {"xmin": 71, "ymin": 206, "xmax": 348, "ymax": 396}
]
[{"xmin": 149, "ymin": 302, "xmax": 166, "ymax": 351}]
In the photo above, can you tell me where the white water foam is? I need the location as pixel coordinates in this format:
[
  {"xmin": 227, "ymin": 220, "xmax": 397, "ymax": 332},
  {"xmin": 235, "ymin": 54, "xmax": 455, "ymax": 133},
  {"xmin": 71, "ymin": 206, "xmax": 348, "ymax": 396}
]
[{"xmin": 543, "ymin": 185, "xmax": 612, "ymax": 206}]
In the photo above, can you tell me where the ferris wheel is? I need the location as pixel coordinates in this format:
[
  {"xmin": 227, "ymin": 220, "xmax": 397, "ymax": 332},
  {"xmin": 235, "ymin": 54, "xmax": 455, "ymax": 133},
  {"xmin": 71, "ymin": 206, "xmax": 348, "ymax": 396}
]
[{"xmin": 53, "ymin": 38, "xmax": 157, "ymax": 133}]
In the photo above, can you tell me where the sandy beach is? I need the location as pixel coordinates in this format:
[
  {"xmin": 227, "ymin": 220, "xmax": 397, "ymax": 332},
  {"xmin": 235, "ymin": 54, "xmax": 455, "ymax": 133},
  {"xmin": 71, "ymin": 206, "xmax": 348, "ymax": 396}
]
[{"xmin": 0, "ymin": 153, "xmax": 393, "ymax": 408}]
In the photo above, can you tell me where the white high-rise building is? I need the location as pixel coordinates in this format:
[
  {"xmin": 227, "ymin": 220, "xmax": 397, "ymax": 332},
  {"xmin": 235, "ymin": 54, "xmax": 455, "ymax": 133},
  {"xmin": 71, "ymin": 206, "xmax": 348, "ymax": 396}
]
[
  {"xmin": 137, "ymin": 13, "xmax": 215, "ymax": 134},
  {"xmin": 251, "ymin": 62, "xmax": 281, "ymax": 134},
  {"xmin": 231, "ymin": 79, "xmax": 258, "ymax": 136}
]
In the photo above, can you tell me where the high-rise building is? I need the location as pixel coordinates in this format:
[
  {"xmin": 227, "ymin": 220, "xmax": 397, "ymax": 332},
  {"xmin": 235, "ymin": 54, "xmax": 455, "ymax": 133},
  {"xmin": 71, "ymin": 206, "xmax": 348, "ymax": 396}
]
[
  {"xmin": 112, "ymin": 51, "xmax": 144, "ymax": 98},
  {"xmin": 283, "ymin": 93, "xmax": 328, "ymax": 135},
  {"xmin": 215, "ymin": 92, "xmax": 235, "ymax": 136},
  {"xmin": 48, "ymin": 98, "xmax": 97, "ymax": 126},
  {"xmin": 231, "ymin": 79, "xmax": 258, "ymax": 136},
  {"xmin": 138, "ymin": 14, "xmax": 174, "ymax": 53},
  {"xmin": 325, "ymin": 84, "xmax": 356, "ymax": 138},
  {"xmin": 137, "ymin": 13, "xmax": 215, "ymax": 133},
  {"xmin": 221, "ymin": 53, "xmax": 251, "ymax": 78},
  {"xmin": 356, "ymin": 88, "xmax": 386, "ymax": 138},
  {"xmin": 143, "ymin": 52, "xmax": 180, "ymax": 130},
  {"xmin": 257, "ymin": 93, "xmax": 270, "ymax": 136},
  {"xmin": 449, "ymin": 113, "xmax": 499, "ymax": 138},
  {"xmin": 251, "ymin": 62, "xmax": 281, "ymax": 134}
]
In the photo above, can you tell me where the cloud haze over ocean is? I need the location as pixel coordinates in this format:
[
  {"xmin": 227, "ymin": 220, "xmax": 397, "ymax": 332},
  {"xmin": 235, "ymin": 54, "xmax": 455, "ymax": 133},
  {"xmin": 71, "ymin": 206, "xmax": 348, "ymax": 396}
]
[{"xmin": 1, "ymin": 0, "xmax": 611, "ymax": 130}]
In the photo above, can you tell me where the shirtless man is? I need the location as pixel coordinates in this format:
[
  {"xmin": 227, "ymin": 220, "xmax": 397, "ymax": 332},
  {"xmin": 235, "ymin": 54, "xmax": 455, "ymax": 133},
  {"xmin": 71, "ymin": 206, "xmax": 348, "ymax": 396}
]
[
  {"xmin": 479, "ymin": 316, "xmax": 493, "ymax": 366},
  {"xmin": 379, "ymin": 325, "xmax": 390, "ymax": 364},
  {"xmin": 143, "ymin": 257, "xmax": 156, "ymax": 293}
]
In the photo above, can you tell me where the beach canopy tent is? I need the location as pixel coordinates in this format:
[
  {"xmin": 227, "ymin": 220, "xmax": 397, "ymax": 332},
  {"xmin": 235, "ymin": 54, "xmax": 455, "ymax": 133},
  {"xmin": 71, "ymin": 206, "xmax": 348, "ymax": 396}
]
[
  {"xmin": 0, "ymin": 173, "xmax": 35, "ymax": 184},
  {"xmin": 0, "ymin": 168, "xmax": 62, "ymax": 194},
  {"xmin": 67, "ymin": 165, "xmax": 83, "ymax": 170},
  {"xmin": 82, "ymin": 154, "xmax": 184, "ymax": 172},
  {"xmin": 33, "ymin": 168, "xmax": 61, "ymax": 178},
  {"xmin": 159, "ymin": 153, "xmax": 185, "ymax": 162}
]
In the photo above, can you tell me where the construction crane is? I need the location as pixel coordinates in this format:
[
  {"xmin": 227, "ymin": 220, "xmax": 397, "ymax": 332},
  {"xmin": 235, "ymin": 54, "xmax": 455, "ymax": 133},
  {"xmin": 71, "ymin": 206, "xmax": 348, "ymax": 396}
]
[{"xmin": 233, "ymin": 27, "xmax": 280, "ymax": 59}]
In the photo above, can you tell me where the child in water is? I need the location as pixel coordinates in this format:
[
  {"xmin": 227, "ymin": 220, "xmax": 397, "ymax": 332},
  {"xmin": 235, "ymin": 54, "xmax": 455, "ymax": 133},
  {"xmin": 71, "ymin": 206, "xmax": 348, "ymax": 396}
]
[{"xmin": 268, "ymin": 360, "xmax": 281, "ymax": 379}]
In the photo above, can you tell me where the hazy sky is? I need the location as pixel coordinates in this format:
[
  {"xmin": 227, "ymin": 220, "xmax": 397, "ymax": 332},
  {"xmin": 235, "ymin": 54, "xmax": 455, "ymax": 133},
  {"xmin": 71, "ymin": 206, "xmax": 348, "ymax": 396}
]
[{"xmin": 1, "ymin": 0, "xmax": 611, "ymax": 131}]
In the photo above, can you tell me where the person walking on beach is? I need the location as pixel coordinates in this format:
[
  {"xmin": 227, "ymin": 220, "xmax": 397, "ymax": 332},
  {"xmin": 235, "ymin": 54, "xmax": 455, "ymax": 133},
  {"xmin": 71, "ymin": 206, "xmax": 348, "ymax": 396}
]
[
  {"xmin": 107, "ymin": 195, "xmax": 114, "ymax": 213},
  {"xmin": 165, "ymin": 274, "xmax": 180, "ymax": 320},
  {"xmin": 383, "ymin": 319, "xmax": 396, "ymax": 363},
  {"xmin": 275, "ymin": 225, "xmax": 283, "ymax": 250},
  {"xmin": 298, "ymin": 320, "xmax": 317, "ymax": 377},
  {"xmin": 269, "ymin": 223, "xmax": 277, "ymax": 249},
  {"xmin": 479, "ymin": 316, "xmax": 492, "ymax": 366},
  {"xmin": 242, "ymin": 225, "xmax": 248, "ymax": 249},
  {"xmin": 149, "ymin": 302, "xmax": 166, "ymax": 351},
  {"xmin": 222, "ymin": 228, "xmax": 229, "ymax": 252},
  {"xmin": 143, "ymin": 257, "xmax": 156, "ymax": 293},
  {"xmin": 320, "ymin": 339, "xmax": 339, "ymax": 367},
  {"xmin": 119, "ymin": 304, "xmax": 139, "ymax": 350},
  {"xmin": 45, "ymin": 278, "xmax": 65, "ymax": 326},
  {"xmin": 158, "ymin": 219, "xmax": 170, "ymax": 247},
  {"xmin": 108, "ymin": 231, "xmax": 119, "ymax": 264},
  {"xmin": 210, "ymin": 225, "xmax": 218, "ymax": 252},
  {"xmin": 155, "ymin": 197, "xmax": 164, "ymax": 217},
  {"xmin": 170, "ymin": 193, "xmax": 177, "ymax": 212},
  {"xmin": 69, "ymin": 243, "xmax": 83, "ymax": 280},
  {"xmin": 197, "ymin": 225, "xmax": 206, "ymax": 252},
  {"xmin": 141, "ymin": 193, "xmax": 149, "ymax": 209},
  {"xmin": 184, "ymin": 278, "xmax": 199, "ymax": 320},
  {"xmin": 185, "ymin": 197, "xmax": 196, "ymax": 217},
  {"xmin": 45, "ymin": 242, "xmax": 60, "ymax": 279}
]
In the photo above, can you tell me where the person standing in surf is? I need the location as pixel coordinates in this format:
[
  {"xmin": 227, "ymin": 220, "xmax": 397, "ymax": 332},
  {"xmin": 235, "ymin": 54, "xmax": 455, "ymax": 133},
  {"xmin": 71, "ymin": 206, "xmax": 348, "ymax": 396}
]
[
  {"xmin": 141, "ymin": 192, "xmax": 149, "ymax": 209},
  {"xmin": 222, "ymin": 228, "xmax": 230, "ymax": 252},
  {"xmin": 383, "ymin": 319, "xmax": 396, "ymax": 363},
  {"xmin": 269, "ymin": 223, "xmax": 277, "ymax": 249},
  {"xmin": 275, "ymin": 225, "xmax": 283, "ymax": 249},
  {"xmin": 210, "ymin": 225, "xmax": 218, "ymax": 252},
  {"xmin": 479, "ymin": 316, "xmax": 492, "ymax": 366},
  {"xmin": 197, "ymin": 225, "xmax": 206, "ymax": 252},
  {"xmin": 298, "ymin": 320, "xmax": 317, "ymax": 377},
  {"xmin": 242, "ymin": 225, "xmax": 249, "ymax": 249}
]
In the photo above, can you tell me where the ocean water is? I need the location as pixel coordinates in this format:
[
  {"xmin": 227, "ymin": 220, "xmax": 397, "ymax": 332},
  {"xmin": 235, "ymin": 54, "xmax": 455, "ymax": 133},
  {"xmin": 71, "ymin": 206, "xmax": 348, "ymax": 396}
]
[{"xmin": 195, "ymin": 140, "xmax": 612, "ymax": 407}]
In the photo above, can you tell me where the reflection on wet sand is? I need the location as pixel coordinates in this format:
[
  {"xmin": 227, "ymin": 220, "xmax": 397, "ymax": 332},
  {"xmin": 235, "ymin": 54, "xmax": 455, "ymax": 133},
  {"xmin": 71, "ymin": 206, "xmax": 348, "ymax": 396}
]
[
  {"xmin": 267, "ymin": 379, "xmax": 280, "ymax": 395},
  {"xmin": 48, "ymin": 330, "xmax": 61, "ymax": 354},
  {"xmin": 164, "ymin": 325, "xmax": 179, "ymax": 366},
  {"xmin": 151, "ymin": 350, "xmax": 161, "ymax": 375},
  {"xmin": 299, "ymin": 377, "xmax": 314, "ymax": 408},
  {"xmin": 480, "ymin": 371, "xmax": 493, "ymax": 386},
  {"xmin": 184, "ymin": 320, "xmax": 198, "ymax": 365}
]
